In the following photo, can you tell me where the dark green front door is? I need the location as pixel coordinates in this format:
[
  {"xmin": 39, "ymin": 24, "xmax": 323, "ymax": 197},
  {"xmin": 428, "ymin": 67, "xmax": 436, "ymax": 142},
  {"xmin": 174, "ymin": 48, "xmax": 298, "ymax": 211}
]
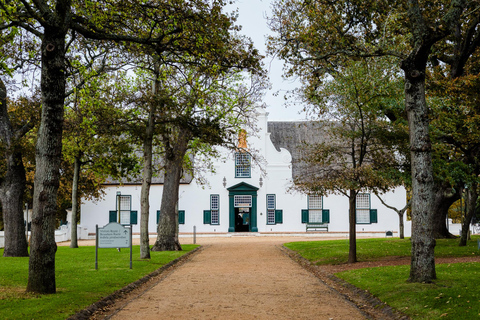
[{"xmin": 227, "ymin": 182, "xmax": 258, "ymax": 232}]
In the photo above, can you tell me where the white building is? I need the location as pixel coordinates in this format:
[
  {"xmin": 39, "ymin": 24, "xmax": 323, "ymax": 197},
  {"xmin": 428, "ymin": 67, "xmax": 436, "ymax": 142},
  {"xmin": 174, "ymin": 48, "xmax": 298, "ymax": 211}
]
[{"xmin": 80, "ymin": 109, "xmax": 411, "ymax": 238}]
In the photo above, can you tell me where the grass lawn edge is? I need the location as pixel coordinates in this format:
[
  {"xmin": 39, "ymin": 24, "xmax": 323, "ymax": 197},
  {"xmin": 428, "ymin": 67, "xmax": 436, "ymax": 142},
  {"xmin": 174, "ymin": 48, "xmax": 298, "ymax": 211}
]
[
  {"xmin": 67, "ymin": 245, "xmax": 203, "ymax": 320},
  {"xmin": 279, "ymin": 244, "xmax": 409, "ymax": 320}
]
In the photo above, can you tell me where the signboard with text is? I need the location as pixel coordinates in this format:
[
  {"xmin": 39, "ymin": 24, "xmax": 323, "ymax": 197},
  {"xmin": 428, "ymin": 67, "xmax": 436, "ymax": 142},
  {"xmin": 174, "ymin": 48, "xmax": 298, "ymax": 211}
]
[{"xmin": 98, "ymin": 222, "xmax": 131, "ymax": 248}]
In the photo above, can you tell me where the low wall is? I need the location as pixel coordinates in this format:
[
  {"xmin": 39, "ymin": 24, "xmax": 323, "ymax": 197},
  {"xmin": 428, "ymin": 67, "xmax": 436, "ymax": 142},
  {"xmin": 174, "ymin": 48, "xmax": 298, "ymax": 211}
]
[
  {"xmin": 0, "ymin": 223, "xmax": 474, "ymax": 248},
  {"xmin": 0, "ymin": 225, "xmax": 89, "ymax": 248}
]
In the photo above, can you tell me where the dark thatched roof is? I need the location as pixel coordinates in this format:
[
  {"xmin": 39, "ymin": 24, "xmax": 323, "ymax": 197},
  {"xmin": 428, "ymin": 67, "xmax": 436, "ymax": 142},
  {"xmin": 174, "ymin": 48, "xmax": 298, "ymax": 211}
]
[{"xmin": 267, "ymin": 121, "xmax": 327, "ymax": 180}]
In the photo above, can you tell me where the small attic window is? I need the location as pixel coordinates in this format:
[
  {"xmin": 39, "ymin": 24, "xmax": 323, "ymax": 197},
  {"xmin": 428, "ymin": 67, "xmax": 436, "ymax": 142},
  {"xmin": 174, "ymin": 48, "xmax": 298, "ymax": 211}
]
[{"xmin": 235, "ymin": 152, "xmax": 251, "ymax": 178}]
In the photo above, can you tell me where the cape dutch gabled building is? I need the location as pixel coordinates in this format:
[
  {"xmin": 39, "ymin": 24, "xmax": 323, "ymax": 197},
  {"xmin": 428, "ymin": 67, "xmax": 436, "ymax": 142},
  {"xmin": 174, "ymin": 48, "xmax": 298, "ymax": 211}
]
[{"xmin": 80, "ymin": 109, "xmax": 411, "ymax": 237}]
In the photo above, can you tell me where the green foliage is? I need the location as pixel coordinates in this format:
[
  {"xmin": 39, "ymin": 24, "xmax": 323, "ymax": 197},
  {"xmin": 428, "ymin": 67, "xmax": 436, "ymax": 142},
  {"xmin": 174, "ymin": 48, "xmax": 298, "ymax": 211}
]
[
  {"xmin": 267, "ymin": 0, "xmax": 409, "ymax": 91},
  {"xmin": 448, "ymin": 199, "xmax": 463, "ymax": 223},
  {"xmin": 0, "ymin": 27, "xmax": 39, "ymax": 79},
  {"xmin": 293, "ymin": 57, "xmax": 408, "ymax": 196},
  {"xmin": 428, "ymin": 68, "xmax": 480, "ymax": 189},
  {"xmin": 63, "ymin": 70, "xmax": 141, "ymax": 188},
  {"xmin": 118, "ymin": 53, "xmax": 267, "ymax": 179},
  {"xmin": 267, "ymin": 0, "xmax": 480, "ymax": 192},
  {"xmin": 0, "ymin": 244, "xmax": 198, "ymax": 319}
]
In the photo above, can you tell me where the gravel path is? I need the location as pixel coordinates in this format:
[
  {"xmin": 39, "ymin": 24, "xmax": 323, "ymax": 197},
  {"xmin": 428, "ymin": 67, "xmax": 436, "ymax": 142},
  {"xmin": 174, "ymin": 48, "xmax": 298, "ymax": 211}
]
[{"xmin": 102, "ymin": 236, "xmax": 367, "ymax": 320}]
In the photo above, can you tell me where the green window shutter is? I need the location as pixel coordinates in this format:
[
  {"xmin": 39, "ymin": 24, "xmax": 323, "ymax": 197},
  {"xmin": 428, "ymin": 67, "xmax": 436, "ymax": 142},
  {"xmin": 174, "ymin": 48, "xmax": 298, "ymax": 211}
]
[
  {"xmin": 370, "ymin": 209, "xmax": 378, "ymax": 224},
  {"xmin": 322, "ymin": 209, "xmax": 330, "ymax": 223},
  {"xmin": 178, "ymin": 210, "xmax": 185, "ymax": 224},
  {"xmin": 203, "ymin": 210, "xmax": 211, "ymax": 224},
  {"xmin": 301, "ymin": 209, "xmax": 309, "ymax": 223},
  {"xmin": 275, "ymin": 209, "xmax": 283, "ymax": 224},
  {"xmin": 109, "ymin": 211, "xmax": 117, "ymax": 223},
  {"xmin": 130, "ymin": 211, "xmax": 138, "ymax": 225}
]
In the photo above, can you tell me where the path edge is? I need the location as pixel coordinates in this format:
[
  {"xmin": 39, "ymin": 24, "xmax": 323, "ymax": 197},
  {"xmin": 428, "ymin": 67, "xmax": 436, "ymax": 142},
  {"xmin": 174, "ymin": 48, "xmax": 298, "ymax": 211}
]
[
  {"xmin": 67, "ymin": 246, "xmax": 203, "ymax": 320},
  {"xmin": 279, "ymin": 245, "xmax": 410, "ymax": 320}
]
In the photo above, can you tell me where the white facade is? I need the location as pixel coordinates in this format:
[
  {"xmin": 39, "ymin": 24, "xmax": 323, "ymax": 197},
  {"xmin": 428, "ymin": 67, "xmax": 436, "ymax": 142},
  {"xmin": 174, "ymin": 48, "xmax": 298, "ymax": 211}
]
[{"xmin": 80, "ymin": 110, "xmax": 411, "ymax": 237}]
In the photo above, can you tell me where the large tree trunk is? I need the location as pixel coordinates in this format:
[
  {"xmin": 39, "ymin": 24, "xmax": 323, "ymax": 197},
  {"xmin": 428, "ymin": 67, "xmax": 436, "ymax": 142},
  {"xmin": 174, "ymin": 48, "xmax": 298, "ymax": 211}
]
[
  {"xmin": 348, "ymin": 189, "xmax": 357, "ymax": 264},
  {"xmin": 69, "ymin": 155, "xmax": 80, "ymax": 248},
  {"xmin": 140, "ymin": 109, "xmax": 154, "ymax": 259},
  {"xmin": 0, "ymin": 79, "xmax": 29, "ymax": 257},
  {"xmin": 151, "ymin": 129, "xmax": 189, "ymax": 252},
  {"xmin": 432, "ymin": 182, "xmax": 460, "ymax": 239},
  {"xmin": 0, "ymin": 152, "xmax": 28, "ymax": 257},
  {"xmin": 27, "ymin": 27, "xmax": 67, "ymax": 294},
  {"xmin": 459, "ymin": 185, "xmax": 478, "ymax": 246},
  {"xmin": 402, "ymin": 57, "xmax": 436, "ymax": 283},
  {"xmin": 398, "ymin": 0, "xmax": 470, "ymax": 283}
]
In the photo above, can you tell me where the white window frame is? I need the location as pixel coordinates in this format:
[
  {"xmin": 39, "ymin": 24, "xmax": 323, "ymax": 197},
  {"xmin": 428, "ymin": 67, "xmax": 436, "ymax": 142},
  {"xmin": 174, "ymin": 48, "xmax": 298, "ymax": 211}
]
[
  {"xmin": 356, "ymin": 193, "xmax": 371, "ymax": 224},
  {"xmin": 235, "ymin": 152, "xmax": 251, "ymax": 178},
  {"xmin": 308, "ymin": 195, "xmax": 323, "ymax": 223},
  {"xmin": 234, "ymin": 195, "xmax": 252, "ymax": 208},
  {"xmin": 267, "ymin": 194, "xmax": 276, "ymax": 225},
  {"xmin": 210, "ymin": 194, "xmax": 220, "ymax": 225},
  {"xmin": 117, "ymin": 195, "xmax": 131, "ymax": 225}
]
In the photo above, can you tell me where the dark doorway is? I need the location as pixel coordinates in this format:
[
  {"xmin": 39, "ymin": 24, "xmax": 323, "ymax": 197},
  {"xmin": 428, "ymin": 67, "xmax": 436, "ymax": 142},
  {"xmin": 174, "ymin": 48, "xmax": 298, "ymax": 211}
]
[
  {"xmin": 235, "ymin": 207, "xmax": 251, "ymax": 232},
  {"xmin": 227, "ymin": 182, "xmax": 258, "ymax": 232}
]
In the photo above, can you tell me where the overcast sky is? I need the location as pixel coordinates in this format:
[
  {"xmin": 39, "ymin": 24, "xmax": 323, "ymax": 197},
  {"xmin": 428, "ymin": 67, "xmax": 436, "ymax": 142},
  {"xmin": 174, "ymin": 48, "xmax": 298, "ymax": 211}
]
[{"xmin": 227, "ymin": 0, "xmax": 308, "ymax": 121}]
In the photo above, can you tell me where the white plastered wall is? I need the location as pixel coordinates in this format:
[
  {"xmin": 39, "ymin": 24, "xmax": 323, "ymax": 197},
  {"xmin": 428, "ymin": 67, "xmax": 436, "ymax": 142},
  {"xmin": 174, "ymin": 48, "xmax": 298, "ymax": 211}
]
[{"xmin": 80, "ymin": 109, "xmax": 412, "ymax": 237}]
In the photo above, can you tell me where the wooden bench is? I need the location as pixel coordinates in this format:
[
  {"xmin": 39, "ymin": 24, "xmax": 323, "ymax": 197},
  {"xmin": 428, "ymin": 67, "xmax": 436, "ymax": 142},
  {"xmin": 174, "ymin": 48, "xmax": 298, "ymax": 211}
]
[{"xmin": 306, "ymin": 223, "xmax": 328, "ymax": 232}]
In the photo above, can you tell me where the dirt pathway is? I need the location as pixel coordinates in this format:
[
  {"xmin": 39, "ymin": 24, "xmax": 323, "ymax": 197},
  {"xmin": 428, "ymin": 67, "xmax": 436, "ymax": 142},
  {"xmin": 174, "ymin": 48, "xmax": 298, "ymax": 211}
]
[{"xmin": 103, "ymin": 236, "xmax": 366, "ymax": 320}]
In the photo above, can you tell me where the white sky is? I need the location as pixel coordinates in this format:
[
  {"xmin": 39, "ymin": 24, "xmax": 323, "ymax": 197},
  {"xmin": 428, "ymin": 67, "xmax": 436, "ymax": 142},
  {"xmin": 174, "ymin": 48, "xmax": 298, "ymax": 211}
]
[{"xmin": 227, "ymin": 0, "xmax": 308, "ymax": 121}]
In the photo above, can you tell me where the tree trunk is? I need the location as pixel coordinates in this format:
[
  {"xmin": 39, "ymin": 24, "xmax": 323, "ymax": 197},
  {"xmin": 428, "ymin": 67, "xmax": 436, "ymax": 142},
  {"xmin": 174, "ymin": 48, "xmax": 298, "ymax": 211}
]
[
  {"xmin": 140, "ymin": 109, "xmax": 154, "ymax": 259},
  {"xmin": 0, "ymin": 155, "xmax": 28, "ymax": 258},
  {"xmin": 151, "ymin": 129, "xmax": 189, "ymax": 252},
  {"xmin": 70, "ymin": 155, "xmax": 80, "ymax": 248},
  {"xmin": 432, "ymin": 182, "xmax": 460, "ymax": 239},
  {"xmin": 399, "ymin": 214, "xmax": 405, "ymax": 240},
  {"xmin": 459, "ymin": 185, "xmax": 478, "ymax": 246},
  {"xmin": 348, "ymin": 189, "xmax": 357, "ymax": 264},
  {"xmin": 0, "ymin": 79, "xmax": 29, "ymax": 257},
  {"xmin": 27, "ymin": 27, "xmax": 67, "ymax": 294},
  {"xmin": 402, "ymin": 57, "xmax": 436, "ymax": 283},
  {"xmin": 0, "ymin": 150, "xmax": 29, "ymax": 257}
]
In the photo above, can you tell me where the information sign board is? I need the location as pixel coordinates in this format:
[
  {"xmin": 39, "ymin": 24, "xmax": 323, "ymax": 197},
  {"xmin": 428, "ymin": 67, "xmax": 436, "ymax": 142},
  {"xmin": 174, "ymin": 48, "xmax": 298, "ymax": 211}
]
[{"xmin": 98, "ymin": 222, "xmax": 131, "ymax": 248}]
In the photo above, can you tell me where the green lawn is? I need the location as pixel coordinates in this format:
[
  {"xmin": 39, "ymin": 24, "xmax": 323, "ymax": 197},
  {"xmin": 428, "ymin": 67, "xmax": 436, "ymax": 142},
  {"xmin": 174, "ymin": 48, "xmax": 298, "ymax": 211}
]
[
  {"xmin": 0, "ymin": 244, "xmax": 198, "ymax": 320},
  {"xmin": 285, "ymin": 237, "xmax": 480, "ymax": 319}
]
